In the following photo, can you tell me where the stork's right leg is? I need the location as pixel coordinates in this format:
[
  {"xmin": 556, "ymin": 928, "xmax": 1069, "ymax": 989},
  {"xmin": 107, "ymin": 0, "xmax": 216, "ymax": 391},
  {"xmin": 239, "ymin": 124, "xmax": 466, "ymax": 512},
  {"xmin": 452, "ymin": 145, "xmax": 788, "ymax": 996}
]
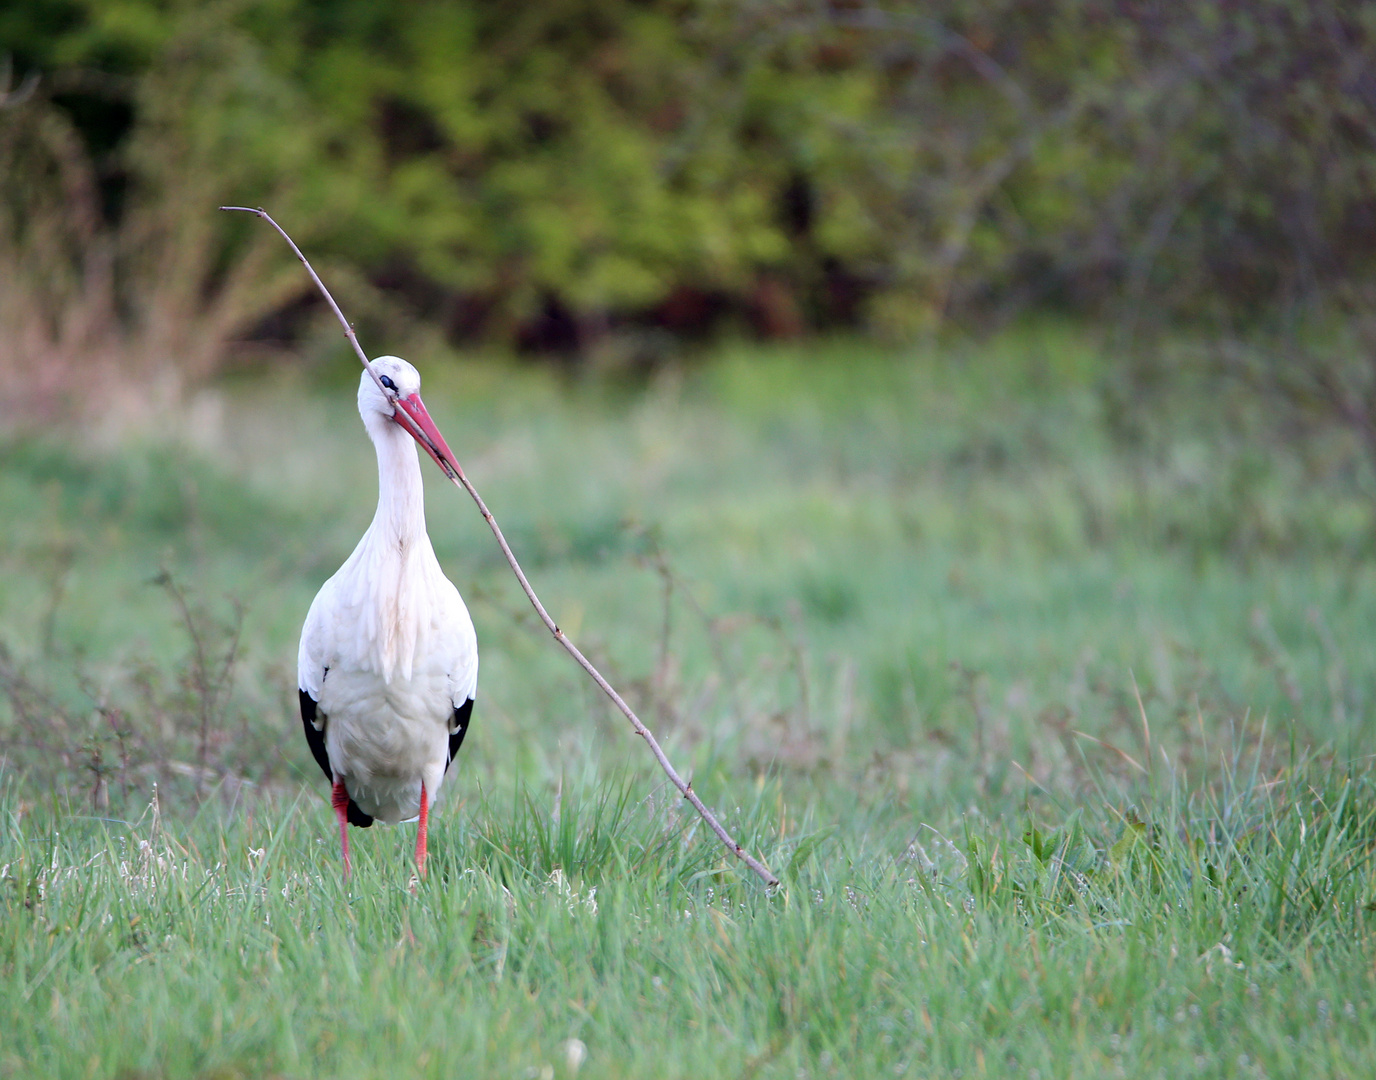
[
  {"xmin": 331, "ymin": 779, "xmax": 352, "ymax": 879},
  {"xmin": 414, "ymin": 782, "xmax": 429, "ymax": 881}
]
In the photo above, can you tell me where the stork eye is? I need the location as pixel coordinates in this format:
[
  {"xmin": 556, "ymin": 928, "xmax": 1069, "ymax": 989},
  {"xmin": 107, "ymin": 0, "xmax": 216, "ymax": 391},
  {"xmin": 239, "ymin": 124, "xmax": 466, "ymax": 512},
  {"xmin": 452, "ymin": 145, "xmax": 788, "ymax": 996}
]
[{"xmin": 379, "ymin": 374, "xmax": 397, "ymax": 392}]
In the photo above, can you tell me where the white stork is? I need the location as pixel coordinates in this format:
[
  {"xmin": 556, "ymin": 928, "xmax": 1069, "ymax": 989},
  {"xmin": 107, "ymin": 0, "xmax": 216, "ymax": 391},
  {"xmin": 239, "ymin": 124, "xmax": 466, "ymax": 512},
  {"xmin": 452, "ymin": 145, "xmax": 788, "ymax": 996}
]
[{"xmin": 297, "ymin": 356, "xmax": 477, "ymax": 879}]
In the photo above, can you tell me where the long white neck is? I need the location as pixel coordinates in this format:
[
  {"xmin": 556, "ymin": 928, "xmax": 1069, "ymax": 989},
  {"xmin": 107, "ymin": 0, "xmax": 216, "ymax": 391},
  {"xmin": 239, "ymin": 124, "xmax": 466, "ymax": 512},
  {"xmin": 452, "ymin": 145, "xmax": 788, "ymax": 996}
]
[
  {"xmin": 350, "ymin": 412, "xmax": 434, "ymax": 684},
  {"xmin": 364, "ymin": 413, "xmax": 426, "ymax": 545}
]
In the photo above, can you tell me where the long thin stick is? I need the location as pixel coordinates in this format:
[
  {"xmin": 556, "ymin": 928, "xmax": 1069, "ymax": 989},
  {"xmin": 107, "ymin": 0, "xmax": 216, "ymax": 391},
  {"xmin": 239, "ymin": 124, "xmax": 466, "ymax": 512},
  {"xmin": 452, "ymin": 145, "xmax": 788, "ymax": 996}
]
[{"xmin": 220, "ymin": 206, "xmax": 779, "ymax": 889}]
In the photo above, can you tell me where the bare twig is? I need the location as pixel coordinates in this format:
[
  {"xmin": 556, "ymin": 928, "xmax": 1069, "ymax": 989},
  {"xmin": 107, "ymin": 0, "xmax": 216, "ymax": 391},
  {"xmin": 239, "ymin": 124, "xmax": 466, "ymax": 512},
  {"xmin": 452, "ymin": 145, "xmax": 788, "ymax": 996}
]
[
  {"xmin": 0, "ymin": 56, "xmax": 39, "ymax": 109},
  {"xmin": 1071, "ymin": 729, "xmax": 1147, "ymax": 776},
  {"xmin": 153, "ymin": 569, "xmax": 243, "ymax": 801},
  {"xmin": 220, "ymin": 205, "xmax": 780, "ymax": 889}
]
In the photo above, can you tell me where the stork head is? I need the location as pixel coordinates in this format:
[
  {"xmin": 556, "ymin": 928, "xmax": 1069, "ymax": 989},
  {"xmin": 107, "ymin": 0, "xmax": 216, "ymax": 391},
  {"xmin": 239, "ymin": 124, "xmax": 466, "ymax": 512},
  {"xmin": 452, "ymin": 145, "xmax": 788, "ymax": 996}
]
[{"xmin": 358, "ymin": 355, "xmax": 462, "ymax": 479}]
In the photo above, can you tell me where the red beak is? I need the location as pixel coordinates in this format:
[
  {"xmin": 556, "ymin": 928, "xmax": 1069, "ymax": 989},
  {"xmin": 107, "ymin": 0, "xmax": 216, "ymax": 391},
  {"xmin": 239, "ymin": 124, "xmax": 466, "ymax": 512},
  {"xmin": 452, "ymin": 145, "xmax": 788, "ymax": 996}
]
[{"xmin": 392, "ymin": 393, "xmax": 463, "ymax": 480}]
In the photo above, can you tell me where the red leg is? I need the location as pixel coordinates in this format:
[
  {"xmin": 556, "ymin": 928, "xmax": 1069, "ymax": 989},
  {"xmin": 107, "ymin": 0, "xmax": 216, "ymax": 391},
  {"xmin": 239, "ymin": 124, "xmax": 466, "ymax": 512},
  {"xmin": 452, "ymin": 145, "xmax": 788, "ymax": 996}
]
[
  {"xmin": 331, "ymin": 779, "xmax": 352, "ymax": 880},
  {"xmin": 415, "ymin": 782, "xmax": 429, "ymax": 880}
]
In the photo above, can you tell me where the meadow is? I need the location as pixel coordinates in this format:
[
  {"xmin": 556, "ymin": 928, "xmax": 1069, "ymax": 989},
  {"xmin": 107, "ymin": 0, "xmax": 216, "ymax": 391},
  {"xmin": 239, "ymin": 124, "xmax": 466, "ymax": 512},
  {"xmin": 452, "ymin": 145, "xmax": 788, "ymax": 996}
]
[{"xmin": 2, "ymin": 327, "xmax": 1376, "ymax": 1077}]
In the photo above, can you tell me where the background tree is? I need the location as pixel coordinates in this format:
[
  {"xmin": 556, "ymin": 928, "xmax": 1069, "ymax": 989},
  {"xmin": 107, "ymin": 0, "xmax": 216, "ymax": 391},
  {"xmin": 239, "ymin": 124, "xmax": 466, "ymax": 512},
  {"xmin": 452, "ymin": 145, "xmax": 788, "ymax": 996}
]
[{"xmin": 2, "ymin": 0, "xmax": 1374, "ymax": 404}]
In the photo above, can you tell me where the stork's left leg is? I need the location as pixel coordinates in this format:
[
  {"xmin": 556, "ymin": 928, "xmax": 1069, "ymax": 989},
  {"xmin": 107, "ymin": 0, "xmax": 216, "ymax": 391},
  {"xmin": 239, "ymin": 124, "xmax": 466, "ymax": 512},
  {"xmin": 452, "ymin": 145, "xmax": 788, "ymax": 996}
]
[{"xmin": 415, "ymin": 782, "xmax": 429, "ymax": 880}]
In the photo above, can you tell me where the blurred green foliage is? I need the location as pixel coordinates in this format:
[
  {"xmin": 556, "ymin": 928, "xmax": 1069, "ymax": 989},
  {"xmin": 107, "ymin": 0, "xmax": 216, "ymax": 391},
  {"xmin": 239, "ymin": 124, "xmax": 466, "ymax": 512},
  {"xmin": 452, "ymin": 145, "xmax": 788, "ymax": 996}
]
[
  {"xmin": 4, "ymin": 0, "xmax": 1374, "ymax": 360},
  {"xmin": 4, "ymin": 329, "xmax": 1376, "ymax": 807}
]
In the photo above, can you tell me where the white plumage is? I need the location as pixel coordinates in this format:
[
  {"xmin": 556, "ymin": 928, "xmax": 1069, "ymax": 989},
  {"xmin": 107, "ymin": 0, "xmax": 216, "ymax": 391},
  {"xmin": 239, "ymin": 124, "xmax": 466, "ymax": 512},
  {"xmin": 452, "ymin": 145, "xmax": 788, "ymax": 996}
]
[{"xmin": 297, "ymin": 356, "xmax": 477, "ymax": 877}]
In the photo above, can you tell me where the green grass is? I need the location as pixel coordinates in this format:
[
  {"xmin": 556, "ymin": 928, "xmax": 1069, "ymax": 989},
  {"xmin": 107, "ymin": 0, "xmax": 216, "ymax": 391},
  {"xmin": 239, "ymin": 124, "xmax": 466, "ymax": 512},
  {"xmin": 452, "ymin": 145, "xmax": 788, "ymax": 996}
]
[
  {"xmin": 2, "ymin": 757, "xmax": 1375, "ymax": 1078},
  {"xmin": 3, "ymin": 326, "xmax": 1376, "ymax": 1076}
]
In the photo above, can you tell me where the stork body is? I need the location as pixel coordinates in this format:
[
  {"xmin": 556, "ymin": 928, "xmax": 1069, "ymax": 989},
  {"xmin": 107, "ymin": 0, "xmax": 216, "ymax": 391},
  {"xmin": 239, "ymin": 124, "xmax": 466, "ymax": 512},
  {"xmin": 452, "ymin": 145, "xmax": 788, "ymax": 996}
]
[{"xmin": 298, "ymin": 356, "xmax": 476, "ymax": 877}]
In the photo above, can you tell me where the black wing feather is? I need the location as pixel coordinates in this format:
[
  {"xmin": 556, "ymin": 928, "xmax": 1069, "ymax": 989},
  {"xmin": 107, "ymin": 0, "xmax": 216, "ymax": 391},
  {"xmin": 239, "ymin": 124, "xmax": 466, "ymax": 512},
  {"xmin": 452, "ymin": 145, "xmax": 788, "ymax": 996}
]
[
  {"xmin": 299, "ymin": 689, "xmax": 332, "ymax": 783},
  {"xmin": 299, "ymin": 688, "xmax": 373, "ymax": 828},
  {"xmin": 345, "ymin": 799, "xmax": 374, "ymax": 828},
  {"xmin": 446, "ymin": 697, "xmax": 475, "ymax": 773}
]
